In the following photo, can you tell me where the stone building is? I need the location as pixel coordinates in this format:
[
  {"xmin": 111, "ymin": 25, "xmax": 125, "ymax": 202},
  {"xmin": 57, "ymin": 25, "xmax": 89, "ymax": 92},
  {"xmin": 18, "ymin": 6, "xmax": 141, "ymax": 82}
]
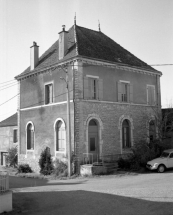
[
  {"xmin": 15, "ymin": 20, "xmax": 162, "ymax": 172},
  {"xmin": 0, "ymin": 113, "xmax": 18, "ymax": 166}
]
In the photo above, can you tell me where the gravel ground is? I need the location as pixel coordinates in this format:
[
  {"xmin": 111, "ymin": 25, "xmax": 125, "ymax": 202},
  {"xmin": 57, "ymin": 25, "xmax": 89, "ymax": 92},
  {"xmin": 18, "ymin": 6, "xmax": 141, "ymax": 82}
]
[{"xmin": 2, "ymin": 167, "xmax": 173, "ymax": 214}]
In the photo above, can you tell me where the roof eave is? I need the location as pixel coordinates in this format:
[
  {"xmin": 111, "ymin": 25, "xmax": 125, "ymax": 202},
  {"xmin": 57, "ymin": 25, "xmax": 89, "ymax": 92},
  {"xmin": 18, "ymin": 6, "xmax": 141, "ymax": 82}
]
[{"xmin": 77, "ymin": 55, "xmax": 162, "ymax": 76}]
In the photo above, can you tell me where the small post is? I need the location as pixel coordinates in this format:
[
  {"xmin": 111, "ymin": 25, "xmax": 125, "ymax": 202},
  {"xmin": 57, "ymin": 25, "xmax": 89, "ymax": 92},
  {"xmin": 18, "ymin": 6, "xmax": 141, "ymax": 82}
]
[{"xmin": 66, "ymin": 72, "xmax": 72, "ymax": 176}]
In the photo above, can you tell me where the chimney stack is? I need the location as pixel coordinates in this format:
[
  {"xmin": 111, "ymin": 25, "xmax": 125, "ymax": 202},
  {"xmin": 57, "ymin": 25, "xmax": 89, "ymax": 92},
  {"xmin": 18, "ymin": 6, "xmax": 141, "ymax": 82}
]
[
  {"xmin": 30, "ymin": 41, "xmax": 39, "ymax": 70},
  {"xmin": 59, "ymin": 25, "xmax": 68, "ymax": 60}
]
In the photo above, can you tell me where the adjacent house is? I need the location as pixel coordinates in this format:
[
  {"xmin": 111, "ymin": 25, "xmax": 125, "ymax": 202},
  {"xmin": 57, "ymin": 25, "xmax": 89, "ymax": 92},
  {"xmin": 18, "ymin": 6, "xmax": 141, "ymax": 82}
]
[
  {"xmin": 15, "ymin": 20, "xmax": 162, "ymax": 172},
  {"xmin": 0, "ymin": 113, "xmax": 18, "ymax": 166}
]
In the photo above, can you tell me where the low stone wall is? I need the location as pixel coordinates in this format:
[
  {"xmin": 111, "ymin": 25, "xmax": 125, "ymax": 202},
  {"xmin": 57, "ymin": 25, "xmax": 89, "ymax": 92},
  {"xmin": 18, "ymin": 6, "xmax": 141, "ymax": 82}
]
[{"xmin": 80, "ymin": 164, "xmax": 108, "ymax": 176}]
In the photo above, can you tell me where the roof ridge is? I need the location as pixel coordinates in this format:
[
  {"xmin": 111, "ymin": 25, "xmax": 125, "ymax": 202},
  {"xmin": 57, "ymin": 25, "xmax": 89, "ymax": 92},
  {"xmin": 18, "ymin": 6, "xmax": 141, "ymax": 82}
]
[{"xmin": 76, "ymin": 25, "xmax": 100, "ymax": 34}]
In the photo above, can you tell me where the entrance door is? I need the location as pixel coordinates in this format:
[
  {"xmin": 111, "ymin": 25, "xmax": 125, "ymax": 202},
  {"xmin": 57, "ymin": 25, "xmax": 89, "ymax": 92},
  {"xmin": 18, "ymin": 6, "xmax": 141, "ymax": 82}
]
[{"xmin": 88, "ymin": 119, "xmax": 99, "ymax": 162}]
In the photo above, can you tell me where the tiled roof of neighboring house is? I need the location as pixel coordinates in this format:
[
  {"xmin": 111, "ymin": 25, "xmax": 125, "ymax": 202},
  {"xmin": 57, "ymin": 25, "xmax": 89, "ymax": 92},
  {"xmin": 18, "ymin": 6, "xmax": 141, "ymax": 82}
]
[
  {"xmin": 0, "ymin": 113, "xmax": 17, "ymax": 127},
  {"xmin": 16, "ymin": 24, "xmax": 158, "ymax": 78}
]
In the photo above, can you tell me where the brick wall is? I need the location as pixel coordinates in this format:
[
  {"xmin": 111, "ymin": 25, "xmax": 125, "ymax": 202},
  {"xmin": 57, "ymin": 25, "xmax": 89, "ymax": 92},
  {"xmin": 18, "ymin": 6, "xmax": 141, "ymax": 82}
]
[{"xmin": 74, "ymin": 100, "xmax": 156, "ymax": 172}]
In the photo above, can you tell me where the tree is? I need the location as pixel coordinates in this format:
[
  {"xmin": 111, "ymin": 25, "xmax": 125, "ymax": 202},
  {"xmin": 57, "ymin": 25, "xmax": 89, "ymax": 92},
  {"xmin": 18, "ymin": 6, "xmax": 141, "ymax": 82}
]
[
  {"xmin": 38, "ymin": 147, "xmax": 54, "ymax": 175},
  {"xmin": 6, "ymin": 146, "xmax": 18, "ymax": 167}
]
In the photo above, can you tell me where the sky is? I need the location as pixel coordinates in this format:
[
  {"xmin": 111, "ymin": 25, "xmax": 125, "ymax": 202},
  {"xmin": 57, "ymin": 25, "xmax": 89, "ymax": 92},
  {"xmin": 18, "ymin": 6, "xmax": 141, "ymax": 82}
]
[{"xmin": 0, "ymin": 0, "xmax": 173, "ymax": 121}]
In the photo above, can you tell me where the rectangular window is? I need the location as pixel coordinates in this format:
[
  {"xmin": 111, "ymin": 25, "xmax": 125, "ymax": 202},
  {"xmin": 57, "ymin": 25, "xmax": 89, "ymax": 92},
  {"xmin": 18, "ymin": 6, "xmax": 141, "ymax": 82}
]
[
  {"xmin": 118, "ymin": 81, "xmax": 133, "ymax": 103},
  {"xmin": 147, "ymin": 85, "xmax": 155, "ymax": 105},
  {"xmin": 84, "ymin": 76, "xmax": 103, "ymax": 100},
  {"xmin": 91, "ymin": 78, "xmax": 98, "ymax": 99},
  {"xmin": 121, "ymin": 83, "xmax": 128, "ymax": 102},
  {"xmin": 13, "ymin": 129, "xmax": 18, "ymax": 143},
  {"xmin": 45, "ymin": 83, "xmax": 53, "ymax": 104}
]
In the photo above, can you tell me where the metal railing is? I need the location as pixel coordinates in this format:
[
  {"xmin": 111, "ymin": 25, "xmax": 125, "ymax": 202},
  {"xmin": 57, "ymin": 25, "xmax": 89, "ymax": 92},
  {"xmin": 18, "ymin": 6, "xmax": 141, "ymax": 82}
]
[{"xmin": 0, "ymin": 171, "xmax": 9, "ymax": 193}]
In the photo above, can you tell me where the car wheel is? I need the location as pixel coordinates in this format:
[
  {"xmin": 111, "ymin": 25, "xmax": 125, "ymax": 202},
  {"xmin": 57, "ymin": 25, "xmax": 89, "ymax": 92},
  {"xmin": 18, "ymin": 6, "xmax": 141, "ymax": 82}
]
[{"xmin": 157, "ymin": 165, "xmax": 165, "ymax": 173}]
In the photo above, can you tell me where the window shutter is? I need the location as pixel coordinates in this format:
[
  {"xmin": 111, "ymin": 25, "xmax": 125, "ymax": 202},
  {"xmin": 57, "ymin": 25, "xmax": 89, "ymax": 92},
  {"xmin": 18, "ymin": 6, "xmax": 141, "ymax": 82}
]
[
  {"xmin": 149, "ymin": 86, "xmax": 152, "ymax": 105},
  {"xmin": 147, "ymin": 86, "xmax": 149, "ymax": 104},
  {"xmin": 117, "ymin": 82, "xmax": 122, "ymax": 102},
  {"xmin": 153, "ymin": 87, "xmax": 156, "ymax": 105},
  {"xmin": 129, "ymin": 84, "xmax": 133, "ymax": 103},
  {"xmin": 98, "ymin": 79, "xmax": 103, "ymax": 100},
  {"xmin": 31, "ymin": 130, "xmax": 34, "ymax": 149},
  {"xmin": 84, "ymin": 77, "xmax": 89, "ymax": 99},
  {"xmin": 45, "ymin": 85, "xmax": 48, "ymax": 104},
  {"xmin": 90, "ymin": 78, "xmax": 94, "ymax": 99},
  {"xmin": 49, "ymin": 84, "xmax": 53, "ymax": 103}
]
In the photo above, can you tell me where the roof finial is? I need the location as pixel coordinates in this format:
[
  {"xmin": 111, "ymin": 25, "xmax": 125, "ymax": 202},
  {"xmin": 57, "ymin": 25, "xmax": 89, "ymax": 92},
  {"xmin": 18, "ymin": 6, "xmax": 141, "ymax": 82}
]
[
  {"xmin": 98, "ymin": 20, "xmax": 101, "ymax": 32},
  {"xmin": 74, "ymin": 12, "xmax": 76, "ymax": 25}
]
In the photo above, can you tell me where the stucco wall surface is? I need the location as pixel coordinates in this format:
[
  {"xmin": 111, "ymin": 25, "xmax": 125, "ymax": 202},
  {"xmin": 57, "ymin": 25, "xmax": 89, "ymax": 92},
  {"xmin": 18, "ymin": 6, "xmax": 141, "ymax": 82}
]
[
  {"xmin": 19, "ymin": 103, "xmax": 74, "ymax": 172},
  {"xmin": 0, "ymin": 126, "xmax": 18, "ymax": 152},
  {"xmin": 83, "ymin": 65, "xmax": 159, "ymax": 105},
  {"xmin": 20, "ymin": 66, "xmax": 73, "ymax": 109}
]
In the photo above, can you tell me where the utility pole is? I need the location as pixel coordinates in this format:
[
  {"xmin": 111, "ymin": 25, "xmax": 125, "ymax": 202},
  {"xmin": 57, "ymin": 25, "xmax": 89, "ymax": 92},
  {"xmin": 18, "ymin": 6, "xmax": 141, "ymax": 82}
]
[{"xmin": 60, "ymin": 67, "xmax": 72, "ymax": 177}]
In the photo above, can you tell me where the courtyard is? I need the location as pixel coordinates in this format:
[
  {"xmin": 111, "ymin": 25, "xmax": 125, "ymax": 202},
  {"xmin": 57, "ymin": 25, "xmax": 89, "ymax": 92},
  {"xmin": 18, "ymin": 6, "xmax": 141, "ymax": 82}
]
[{"xmin": 3, "ymin": 169, "xmax": 173, "ymax": 215}]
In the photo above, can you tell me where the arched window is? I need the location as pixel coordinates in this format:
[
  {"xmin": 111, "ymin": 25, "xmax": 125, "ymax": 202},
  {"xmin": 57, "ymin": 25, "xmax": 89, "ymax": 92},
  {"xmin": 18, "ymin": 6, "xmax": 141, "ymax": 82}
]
[
  {"xmin": 88, "ymin": 119, "xmax": 98, "ymax": 153},
  {"xmin": 149, "ymin": 120, "xmax": 156, "ymax": 142},
  {"xmin": 27, "ymin": 123, "xmax": 34, "ymax": 150},
  {"xmin": 122, "ymin": 119, "xmax": 131, "ymax": 148},
  {"xmin": 55, "ymin": 121, "xmax": 65, "ymax": 151},
  {"xmin": 89, "ymin": 119, "xmax": 97, "ymax": 126}
]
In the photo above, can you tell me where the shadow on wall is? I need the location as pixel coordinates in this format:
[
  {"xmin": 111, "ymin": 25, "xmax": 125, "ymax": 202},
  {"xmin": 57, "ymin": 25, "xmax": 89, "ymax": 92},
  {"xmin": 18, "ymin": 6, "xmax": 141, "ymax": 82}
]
[{"xmin": 8, "ymin": 190, "xmax": 173, "ymax": 215}]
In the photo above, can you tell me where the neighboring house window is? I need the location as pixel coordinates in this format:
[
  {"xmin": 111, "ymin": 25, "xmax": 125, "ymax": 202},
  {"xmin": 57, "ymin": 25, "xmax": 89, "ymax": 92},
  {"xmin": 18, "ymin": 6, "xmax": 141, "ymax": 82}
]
[
  {"xmin": 13, "ymin": 129, "xmax": 18, "ymax": 143},
  {"xmin": 55, "ymin": 121, "xmax": 65, "ymax": 151},
  {"xmin": 27, "ymin": 123, "xmax": 34, "ymax": 150},
  {"xmin": 45, "ymin": 83, "xmax": 53, "ymax": 104},
  {"xmin": 147, "ymin": 85, "xmax": 155, "ymax": 105},
  {"xmin": 122, "ymin": 119, "xmax": 131, "ymax": 148},
  {"xmin": 118, "ymin": 81, "xmax": 133, "ymax": 103},
  {"xmin": 84, "ymin": 76, "xmax": 103, "ymax": 100}
]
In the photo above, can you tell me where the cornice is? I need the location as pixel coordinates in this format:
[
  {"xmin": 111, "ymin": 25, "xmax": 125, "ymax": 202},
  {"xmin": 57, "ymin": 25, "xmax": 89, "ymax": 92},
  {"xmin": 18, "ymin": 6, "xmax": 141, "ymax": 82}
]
[
  {"xmin": 15, "ymin": 56, "xmax": 161, "ymax": 81},
  {"xmin": 79, "ymin": 57, "xmax": 162, "ymax": 77}
]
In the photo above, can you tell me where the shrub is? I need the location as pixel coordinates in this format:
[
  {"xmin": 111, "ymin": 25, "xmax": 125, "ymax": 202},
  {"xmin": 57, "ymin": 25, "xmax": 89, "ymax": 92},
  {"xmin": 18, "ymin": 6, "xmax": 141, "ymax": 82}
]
[
  {"xmin": 53, "ymin": 159, "xmax": 68, "ymax": 177},
  {"xmin": 38, "ymin": 147, "xmax": 54, "ymax": 175},
  {"xmin": 117, "ymin": 139, "xmax": 172, "ymax": 170},
  {"xmin": 17, "ymin": 164, "xmax": 33, "ymax": 173},
  {"xmin": 6, "ymin": 146, "xmax": 18, "ymax": 167}
]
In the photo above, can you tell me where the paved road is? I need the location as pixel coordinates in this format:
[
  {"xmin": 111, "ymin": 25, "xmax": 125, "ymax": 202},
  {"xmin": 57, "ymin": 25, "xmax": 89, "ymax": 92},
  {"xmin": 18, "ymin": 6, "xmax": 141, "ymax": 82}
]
[{"xmin": 6, "ymin": 170, "xmax": 173, "ymax": 215}]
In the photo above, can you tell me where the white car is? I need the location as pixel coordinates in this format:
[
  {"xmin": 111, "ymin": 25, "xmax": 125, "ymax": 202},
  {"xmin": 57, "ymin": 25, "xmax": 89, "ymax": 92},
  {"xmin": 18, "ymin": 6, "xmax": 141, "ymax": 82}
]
[{"xmin": 146, "ymin": 149, "xmax": 173, "ymax": 173}]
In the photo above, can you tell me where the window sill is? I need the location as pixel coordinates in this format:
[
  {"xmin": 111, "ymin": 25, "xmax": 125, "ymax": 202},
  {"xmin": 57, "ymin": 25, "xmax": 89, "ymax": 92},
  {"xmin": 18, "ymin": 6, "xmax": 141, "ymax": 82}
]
[
  {"xmin": 56, "ymin": 151, "xmax": 66, "ymax": 153},
  {"xmin": 122, "ymin": 148, "xmax": 133, "ymax": 153}
]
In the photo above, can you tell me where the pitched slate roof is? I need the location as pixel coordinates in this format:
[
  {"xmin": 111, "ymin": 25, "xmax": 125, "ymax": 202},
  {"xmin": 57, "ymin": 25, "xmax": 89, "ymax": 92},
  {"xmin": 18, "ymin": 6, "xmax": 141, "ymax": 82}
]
[
  {"xmin": 0, "ymin": 113, "xmax": 17, "ymax": 127},
  {"xmin": 16, "ymin": 24, "xmax": 157, "ymax": 78}
]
